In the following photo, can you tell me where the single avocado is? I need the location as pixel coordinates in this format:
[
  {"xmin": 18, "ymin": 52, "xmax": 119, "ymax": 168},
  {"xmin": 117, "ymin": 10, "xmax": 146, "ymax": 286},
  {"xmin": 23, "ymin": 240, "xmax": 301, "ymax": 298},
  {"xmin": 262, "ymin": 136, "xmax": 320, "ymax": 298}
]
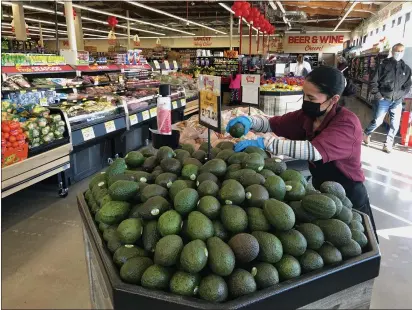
[
  {"xmin": 349, "ymin": 220, "xmax": 365, "ymax": 232},
  {"xmin": 339, "ymin": 239, "xmax": 362, "ymax": 258},
  {"xmin": 107, "ymin": 174, "xmax": 135, "ymax": 187},
  {"xmin": 154, "ymin": 235, "xmax": 184, "ymax": 266},
  {"xmin": 242, "ymin": 153, "xmax": 265, "ymax": 172},
  {"xmin": 113, "ymin": 244, "xmax": 147, "ymax": 267},
  {"xmin": 124, "ymin": 170, "xmax": 152, "ymax": 184},
  {"xmin": 212, "ymin": 220, "xmax": 229, "ymax": 241},
  {"xmin": 263, "ymin": 199, "xmax": 295, "ymax": 231},
  {"xmin": 157, "ymin": 146, "xmax": 175, "ymax": 161},
  {"xmin": 210, "ymin": 147, "xmax": 222, "ymax": 159},
  {"xmin": 180, "ymin": 239, "xmax": 208, "ymax": 273},
  {"xmin": 259, "ymin": 169, "xmax": 276, "ymax": 178},
  {"xmin": 284, "ymin": 180, "xmax": 306, "ymax": 201},
  {"xmin": 200, "ymin": 159, "xmax": 227, "ymax": 177},
  {"xmin": 142, "ymin": 220, "xmax": 161, "ymax": 253},
  {"xmin": 264, "ymin": 175, "xmax": 287, "ymax": 201},
  {"xmin": 227, "ymin": 152, "xmax": 249, "ymax": 165},
  {"xmin": 174, "ymin": 188, "xmax": 199, "ymax": 215},
  {"xmin": 277, "ymin": 229, "xmax": 308, "ymax": 257},
  {"xmin": 228, "ymin": 233, "xmax": 260, "ymax": 263},
  {"xmin": 138, "ymin": 196, "xmax": 170, "ymax": 220},
  {"xmin": 120, "ymin": 256, "xmax": 153, "ymax": 284},
  {"xmin": 180, "ymin": 143, "xmax": 195, "ymax": 155},
  {"xmin": 105, "ymin": 158, "xmax": 127, "ymax": 181},
  {"xmin": 296, "ymin": 223, "xmax": 325, "ymax": 250},
  {"xmin": 317, "ymin": 243, "xmax": 342, "ymax": 265},
  {"xmin": 125, "ymin": 151, "xmax": 145, "ymax": 168},
  {"xmin": 352, "ymin": 211, "xmax": 363, "ymax": 223},
  {"xmin": 187, "ymin": 211, "xmax": 214, "ymax": 241},
  {"xmin": 102, "ymin": 225, "xmax": 118, "ymax": 242},
  {"xmin": 275, "ymin": 255, "xmax": 301, "ymax": 280},
  {"xmin": 199, "ymin": 142, "xmax": 209, "ymax": 152},
  {"xmin": 109, "ymin": 180, "xmax": 139, "ymax": 201},
  {"xmin": 96, "ymin": 201, "xmax": 130, "ymax": 225},
  {"xmin": 247, "ymin": 207, "xmax": 271, "ymax": 232},
  {"xmin": 197, "ymin": 180, "xmax": 219, "ymax": 197},
  {"xmin": 228, "ymin": 269, "xmax": 257, "ymax": 298},
  {"xmin": 142, "ymin": 156, "xmax": 158, "ymax": 172},
  {"xmin": 244, "ymin": 184, "xmax": 269, "ymax": 208},
  {"xmin": 288, "ymin": 201, "xmax": 317, "ymax": 223},
  {"xmin": 216, "ymin": 141, "xmax": 235, "ymax": 150},
  {"xmin": 252, "ymin": 231, "xmax": 283, "ymax": 263},
  {"xmin": 140, "ymin": 146, "xmax": 157, "ymax": 158},
  {"xmin": 351, "ymin": 229, "xmax": 368, "ymax": 248},
  {"xmin": 341, "ymin": 196, "xmax": 353, "ymax": 209},
  {"xmin": 169, "ymin": 271, "xmax": 200, "ymax": 296},
  {"xmin": 117, "ymin": 218, "xmax": 143, "ymax": 244},
  {"xmin": 220, "ymin": 205, "xmax": 248, "ymax": 233},
  {"xmin": 244, "ymin": 146, "xmax": 268, "ymax": 159},
  {"xmin": 207, "ymin": 237, "xmax": 235, "ymax": 276},
  {"xmin": 192, "ymin": 150, "xmax": 207, "ymax": 163},
  {"xmin": 251, "ymin": 262, "xmax": 279, "ymax": 289},
  {"xmin": 168, "ymin": 180, "xmax": 189, "ymax": 201},
  {"xmin": 197, "ymin": 196, "xmax": 221, "ymax": 219},
  {"xmin": 157, "ymin": 210, "xmax": 182, "ymax": 236},
  {"xmin": 183, "ymin": 157, "xmax": 203, "ymax": 168},
  {"xmin": 323, "ymin": 193, "xmax": 344, "ymax": 216},
  {"xmin": 264, "ymin": 158, "xmax": 287, "ymax": 175},
  {"xmin": 175, "ymin": 149, "xmax": 191, "ymax": 164},
  {"xmin": 227, "ymin": 163, "xmax": 243, "ymax": 173},
  {"xmin": 181, "ymin": 164, "xmax": 199, "ymax": 181},
  {"xmin": 89, "ymin": 172, "xmax": 106, "ymax": 190},
  {"xmin": 196, "ymin": 172, "xmax": 218, "ymax": 185},
  {"xmin": 141, "ymin": 264, "xmax": 173, "ymax": 290},
  {"xmin": 229, "ymin": 123, "xmax": 245, "ymax": 138},
  {"xmin": 334, "ymin": 205, "xmax": 353, "ymax": 224},
  {"xmin": 219, "ymin": 179, "xmax": 245, "ymax": 205},
  {"xmin": 107, "ymin": 236, "xmax": 123, "ymax": 253},
  {"xmin": 141, "ymin": 184, "xmax": 168, "ymax": 202},
  {"xmin": 160, "ymin": 158, "xmax": 182, "ymax": 175},
  {"xmin": 280, "ymin": 169, "xmax": 308, "ymax": 186},
  {"xmin": 320, "ymin": 181, "xmax": 346, "ymax": 200},
  {"xmin": 198, "ymin": 274, "xmax": 228, "ymax": 303},
  {"xmin": 299, "ymin": 249, "xmax": 324, "ymax": 273},
  {"xmin": 314, "ymin": 219, "xmax": 352, "ymax": 247},
  {"xmin": 216, "ymin": 149, "xmax": 235, "ymax": 162},
  {"xmin": 155, "ymin": 172, "xmax": 178, "ymax": 188}
]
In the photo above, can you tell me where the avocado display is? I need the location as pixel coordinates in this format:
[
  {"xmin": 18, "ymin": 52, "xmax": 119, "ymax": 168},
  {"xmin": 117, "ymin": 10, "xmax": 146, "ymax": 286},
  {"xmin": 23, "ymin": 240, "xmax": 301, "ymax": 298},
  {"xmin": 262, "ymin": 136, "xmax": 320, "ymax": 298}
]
[{"xmin": 84, "ymin": 146, "xmax": 369, "ymax": 303}]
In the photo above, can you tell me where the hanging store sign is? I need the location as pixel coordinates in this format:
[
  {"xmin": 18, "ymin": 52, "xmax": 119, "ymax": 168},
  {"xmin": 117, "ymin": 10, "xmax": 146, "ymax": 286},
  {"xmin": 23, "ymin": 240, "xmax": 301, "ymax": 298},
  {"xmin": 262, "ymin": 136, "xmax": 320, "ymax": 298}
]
[
  {"xmin": 193, "ymin": 37, "xmax": 213, "ymax": 47},
  {"xmin": 287, "ymin": 35, "xmax": 345, "ymax": 51},
  {"xmin": 198, "ymin": 75, "xmax": 221, "ymax": 132},
  {"xmin": 241, "ymin": 74, "xmax": 260, "ymax": 105}
]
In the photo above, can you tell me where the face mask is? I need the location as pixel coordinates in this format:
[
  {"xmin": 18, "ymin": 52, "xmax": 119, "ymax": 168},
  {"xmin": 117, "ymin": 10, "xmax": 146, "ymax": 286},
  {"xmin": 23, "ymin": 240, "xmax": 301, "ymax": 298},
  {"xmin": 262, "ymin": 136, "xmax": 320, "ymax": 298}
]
[
  {"xmin": 302, "ymin": 99, "xmax": 330, "ymax": 118},
  {"xmin": 393, "ymin": 52, "xmax": 404, "ymax": 61}
]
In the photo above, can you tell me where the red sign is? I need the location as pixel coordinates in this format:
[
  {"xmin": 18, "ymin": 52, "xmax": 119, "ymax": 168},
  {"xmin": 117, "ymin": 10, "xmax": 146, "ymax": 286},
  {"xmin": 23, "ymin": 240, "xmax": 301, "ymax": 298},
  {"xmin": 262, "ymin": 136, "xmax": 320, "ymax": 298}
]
[
  {"xmin": 119, "ymin": 64, "xmax": 152, "ymax": 71},
  {"xmin": 134, "ymin": 41, "xmax": 141, "ymax": 47},
  {"xmin": 75, "ymin": 64, "xmax": 119, "ymax": 72},
  {"xmin": 193, "ymin": 37, "xmax": 212, "ymax": 47},
  {"xmin": 1, "ymin": 65, "xmax": 74, "ymax": 74}
]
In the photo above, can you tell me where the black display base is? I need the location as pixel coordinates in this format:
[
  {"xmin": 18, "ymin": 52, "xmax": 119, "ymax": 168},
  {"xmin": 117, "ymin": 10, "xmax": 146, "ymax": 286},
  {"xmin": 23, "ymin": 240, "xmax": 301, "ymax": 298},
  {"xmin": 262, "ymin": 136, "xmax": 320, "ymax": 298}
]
[{"xmin": 77, "ymin": 192, "xmax": 380, "ymax": 310}]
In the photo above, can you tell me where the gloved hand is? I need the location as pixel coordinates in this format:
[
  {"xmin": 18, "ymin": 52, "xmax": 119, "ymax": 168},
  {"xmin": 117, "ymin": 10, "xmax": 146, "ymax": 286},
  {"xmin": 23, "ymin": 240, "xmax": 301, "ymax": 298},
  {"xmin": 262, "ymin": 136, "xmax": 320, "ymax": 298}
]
[
  {"xmin": 234, "ymin": 137, "xmax": 265, "ymax": 152},
  {"xmin": 226, "ymin": 116, "xmax": 252, "ymax": 135}
]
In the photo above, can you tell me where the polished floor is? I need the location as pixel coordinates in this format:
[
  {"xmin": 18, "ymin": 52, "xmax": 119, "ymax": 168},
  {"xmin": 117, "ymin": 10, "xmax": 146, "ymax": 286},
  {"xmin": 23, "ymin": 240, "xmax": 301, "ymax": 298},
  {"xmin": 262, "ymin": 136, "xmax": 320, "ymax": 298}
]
[{"xmin": 2, "ymin": 98, "xmax": 412, "ymax": 309}]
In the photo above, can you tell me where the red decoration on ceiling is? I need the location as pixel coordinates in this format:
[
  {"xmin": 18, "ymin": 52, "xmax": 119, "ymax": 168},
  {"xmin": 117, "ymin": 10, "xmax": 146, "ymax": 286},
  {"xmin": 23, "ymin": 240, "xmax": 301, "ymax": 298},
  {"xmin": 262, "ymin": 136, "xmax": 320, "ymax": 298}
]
[{"xmin": 107, "ymin": 16, "xmax": 118, "ymax": 29}]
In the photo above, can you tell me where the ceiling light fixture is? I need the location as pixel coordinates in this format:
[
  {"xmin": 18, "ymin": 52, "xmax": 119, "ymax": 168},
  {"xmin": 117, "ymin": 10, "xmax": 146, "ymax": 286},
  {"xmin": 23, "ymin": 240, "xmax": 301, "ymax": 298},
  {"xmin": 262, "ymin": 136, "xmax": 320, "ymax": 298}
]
[
  {"xmin": 125, "ymin": 0, "xmax": 226, "ymax": 35},
  {"xmin": 334, "ymin": 1, "xmax": 358, "ymax": 32}
]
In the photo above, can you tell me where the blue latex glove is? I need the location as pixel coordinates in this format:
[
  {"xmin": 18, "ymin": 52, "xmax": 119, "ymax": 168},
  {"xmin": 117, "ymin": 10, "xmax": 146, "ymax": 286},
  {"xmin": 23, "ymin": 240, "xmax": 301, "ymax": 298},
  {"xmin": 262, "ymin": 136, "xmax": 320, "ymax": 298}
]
[
  {"xmin": 234, "ymin": 137, "xmax": 265, "ymax": 152},
  {"xmin": 226, "ymin": 116, "xmax": 252, "ymax": 135}
]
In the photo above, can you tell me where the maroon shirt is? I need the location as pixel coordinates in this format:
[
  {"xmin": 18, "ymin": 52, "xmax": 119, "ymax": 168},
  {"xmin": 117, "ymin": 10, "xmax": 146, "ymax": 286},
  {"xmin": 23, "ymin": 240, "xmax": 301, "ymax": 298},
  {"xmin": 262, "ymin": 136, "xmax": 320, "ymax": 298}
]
[{"xmin": 269, "ymin": 105, "xmax": 365, "ymax": 182}]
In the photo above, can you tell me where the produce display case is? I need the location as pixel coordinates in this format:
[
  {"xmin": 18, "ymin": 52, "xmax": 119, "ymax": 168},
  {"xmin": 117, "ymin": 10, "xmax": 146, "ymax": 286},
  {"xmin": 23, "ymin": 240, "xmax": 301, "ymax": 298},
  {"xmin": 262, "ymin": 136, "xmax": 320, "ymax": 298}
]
[{"xmin": 77, "ymin": 192, "xmax": 380, "ymax": 310}]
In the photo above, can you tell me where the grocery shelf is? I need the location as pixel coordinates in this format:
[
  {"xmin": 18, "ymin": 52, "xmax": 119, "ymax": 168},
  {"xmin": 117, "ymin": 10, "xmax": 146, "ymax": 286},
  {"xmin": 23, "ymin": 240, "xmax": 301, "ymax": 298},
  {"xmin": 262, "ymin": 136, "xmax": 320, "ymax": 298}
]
[{"xmin": 1, "ymin": 64, "xmax": 75, "ymax": 75}]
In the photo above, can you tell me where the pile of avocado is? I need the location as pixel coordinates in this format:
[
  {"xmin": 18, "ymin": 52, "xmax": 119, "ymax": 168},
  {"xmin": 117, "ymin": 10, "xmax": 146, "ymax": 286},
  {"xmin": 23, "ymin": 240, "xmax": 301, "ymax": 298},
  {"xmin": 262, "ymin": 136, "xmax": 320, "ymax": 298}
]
[{"xmin": 84, "ymin": 141, "xmax": 368, "ymax": 303}]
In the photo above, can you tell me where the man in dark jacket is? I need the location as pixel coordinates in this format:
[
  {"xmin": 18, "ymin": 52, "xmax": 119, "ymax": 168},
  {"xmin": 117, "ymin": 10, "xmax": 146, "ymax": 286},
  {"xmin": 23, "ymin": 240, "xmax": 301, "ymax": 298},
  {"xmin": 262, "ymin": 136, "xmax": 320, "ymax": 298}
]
[{"xmin": 363, "ymin": 43, "xmax": 412, "ymax": 153}]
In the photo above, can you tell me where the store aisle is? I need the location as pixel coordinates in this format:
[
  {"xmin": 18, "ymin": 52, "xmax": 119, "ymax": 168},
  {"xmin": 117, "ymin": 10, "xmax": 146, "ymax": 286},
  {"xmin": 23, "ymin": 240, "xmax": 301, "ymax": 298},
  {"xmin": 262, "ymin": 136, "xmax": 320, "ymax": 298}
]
[{"xmin": 1, "ymin": 98, "xmax": 412, "ymax": 309}]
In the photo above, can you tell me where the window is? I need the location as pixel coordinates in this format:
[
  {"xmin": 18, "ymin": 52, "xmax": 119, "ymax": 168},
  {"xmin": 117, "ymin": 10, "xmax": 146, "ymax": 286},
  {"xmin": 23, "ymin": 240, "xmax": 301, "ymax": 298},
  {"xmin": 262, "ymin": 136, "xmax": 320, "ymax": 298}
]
[
  {"xmin": 363, "ymin": 35, "xmax": 367, "ymax": 43},
  {"xmin": 383, "ymin": 24, "xmax": 386, "ymax": 31},
  {"xmin": 370, "ymin": 30, "xmax": 373, "ymax": 36},
  {"xmin": 376, "ymin": 28, "xmax": 379, "ymax": 34},
  {"xmin": 406, "ymin": 12, "xmax": 410, "ymax": 23},
  {"xmin": 392, "ymin": 19, "xmax": 396, "ymax": 27},
  {"xmin": 398, "ymin": 16, "xmax": 402, "ymax": 25}
]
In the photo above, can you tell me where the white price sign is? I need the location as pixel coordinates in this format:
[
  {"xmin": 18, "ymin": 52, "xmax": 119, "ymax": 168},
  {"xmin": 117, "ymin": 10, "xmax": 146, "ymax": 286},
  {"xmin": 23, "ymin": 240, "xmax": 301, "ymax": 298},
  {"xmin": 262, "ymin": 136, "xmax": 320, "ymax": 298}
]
[
  {"xmin": 172, "ymin": 101, "xmax": 178, "ymax": 109},
  {"xmin": 153, "ymin": 60, "xmax": 160, "ymax": 69},
  {"xmin": 173, "ymin": 60, "xmax": 178, "ymax": 69},
  {"xmin": 150, "ymin": 108, "xmax": 157, "ymax": 117},
  {"xmin": 129, "ymin": 114, "xmax": 138, "ymax": 125},
  {"xmin": 164, "ymin": 60, "xmax": 170, "ymax": 70},
  {"xmin": 104, "ymin": 120, "xmax": 116, "ymax": 133},
  {"xmin": 181, "ymin": 98, "xmax": 186, "ymax": 106},
  {"xmin": 81, "ymin": 127, "xmax": 95, "ymax": 141},
  {"xmin": 142, "ymin": 110, "xmax": 150, "ymax": 120}
]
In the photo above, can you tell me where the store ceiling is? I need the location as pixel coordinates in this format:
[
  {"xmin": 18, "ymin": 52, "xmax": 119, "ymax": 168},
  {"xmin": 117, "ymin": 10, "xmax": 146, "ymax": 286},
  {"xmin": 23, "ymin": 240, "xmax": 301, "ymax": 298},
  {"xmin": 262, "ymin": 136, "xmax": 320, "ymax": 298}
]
[{"xmin": 1, "ymin": 1, "xmax": 384, "ymax": 39}]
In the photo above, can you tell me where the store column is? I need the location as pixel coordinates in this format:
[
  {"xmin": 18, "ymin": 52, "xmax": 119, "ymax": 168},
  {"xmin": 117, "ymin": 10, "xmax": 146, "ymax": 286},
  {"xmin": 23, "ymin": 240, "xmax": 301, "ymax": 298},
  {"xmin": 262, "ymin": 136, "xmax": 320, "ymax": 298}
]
[
  {"xmin": 74, "ymin": 8, "xmax": 84, "ymax": 51},
  {"xmin": 12, "ymin": 2, "xmax": 26, "ymax": 41},
  {"xmin": 64, "ymin": 0, "xmax": 77, "ymax": 52}
]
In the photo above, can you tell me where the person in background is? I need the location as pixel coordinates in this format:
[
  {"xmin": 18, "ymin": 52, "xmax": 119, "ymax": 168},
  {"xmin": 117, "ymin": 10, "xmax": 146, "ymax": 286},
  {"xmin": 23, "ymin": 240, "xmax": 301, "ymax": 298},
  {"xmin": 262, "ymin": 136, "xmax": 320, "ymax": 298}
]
[
  {"xmin": 294, "ymin": 54, "xmax": 312, "ymax": 77},
  {"xmin": 229, "ymin": 72, "xmax": 241, "ymax": 106},
  {"xmin": 364, "ymin": 43, "xmax": 412, "ymax": 153},
  {"xmin": 337, "ymin": 56, "xmax": 356, "ymax": 107},
  {"xmin": 264, "ymin": 55, "xmax": 276, "ymax": 79},
  {"xmin": 226, "ymin": 66, "xmax": 377, "ymax": 234}
]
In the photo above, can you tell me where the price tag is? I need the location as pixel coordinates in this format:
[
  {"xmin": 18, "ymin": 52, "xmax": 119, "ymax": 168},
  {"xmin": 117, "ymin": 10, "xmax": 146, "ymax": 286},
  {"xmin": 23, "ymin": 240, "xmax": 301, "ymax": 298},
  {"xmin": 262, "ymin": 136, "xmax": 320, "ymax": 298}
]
[
  {"xmin": 104, "ymin": 120, "xmax": 116, "ymax": 133},
  {"xmin": 173, "ymin": 60, "xmax": 178, "ymax": 69},
  {"xmin": 181, "ymin": 98, "xmax": 186, "ymax": 106},
  {"xmin": 63, "ymin": 86, "xmax": 68, "ymax": 89},
  {"xmin": 20, "ymin": 90, "xmax": 26, "ymax": 94},
  {"xmin": 81, "ymin": 127, "xmax": 95, "ymax": 141},
  {"xmin": 153, "ymin": 60, "xmax": 160, "ymax": 69},
  {"xmin": 150, "ymin": 107, "xmax": 157, "ymax": 117},
  {"xmin": 164, "ymin": 60, "xmax": 170, "ymax": 70},
  {"xmin": 172, "ymin": 101, "xmax": 178, "ymax": 109},
  {"xmin": 129, "ymin": 114, "xmax": 138, "ymax": 125},
  {"xmin": 40, "ymin": 98, "xmax": 48, "ymax": 106},
  {"xmin": 142, "ymin": 110, "xmax": 150, "ymax": 120}
]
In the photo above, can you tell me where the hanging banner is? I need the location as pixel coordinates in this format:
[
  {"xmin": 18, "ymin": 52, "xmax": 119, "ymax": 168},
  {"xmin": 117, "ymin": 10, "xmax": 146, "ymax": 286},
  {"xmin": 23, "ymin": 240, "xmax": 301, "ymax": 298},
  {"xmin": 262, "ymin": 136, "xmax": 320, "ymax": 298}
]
[
  {"xmin": 286, "ymin": 34, "xmax": 345, "ymax": 52},
  {"xmin": 241, "ymin": 74, "xmax": 260, "ymax": 105},
  {"xmin": 198, "ymin": 75, "xmax": 221, "ymax": 132}
]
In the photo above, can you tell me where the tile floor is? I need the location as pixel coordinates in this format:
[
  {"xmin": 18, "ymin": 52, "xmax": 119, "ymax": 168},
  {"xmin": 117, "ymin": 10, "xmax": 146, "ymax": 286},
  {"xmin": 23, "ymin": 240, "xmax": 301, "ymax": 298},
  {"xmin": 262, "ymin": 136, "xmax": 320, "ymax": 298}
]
[{"xmin": 2, "ymin": 98, "xmax": 412, "ymax": 309}]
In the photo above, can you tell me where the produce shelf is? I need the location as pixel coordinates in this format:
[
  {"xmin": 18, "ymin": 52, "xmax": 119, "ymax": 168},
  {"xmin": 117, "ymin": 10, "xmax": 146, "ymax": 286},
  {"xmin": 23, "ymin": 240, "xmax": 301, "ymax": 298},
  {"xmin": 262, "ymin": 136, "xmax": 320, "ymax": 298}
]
[{"xmin": 77, "ymin": 191, "xmax": 380, "ymax": 310}]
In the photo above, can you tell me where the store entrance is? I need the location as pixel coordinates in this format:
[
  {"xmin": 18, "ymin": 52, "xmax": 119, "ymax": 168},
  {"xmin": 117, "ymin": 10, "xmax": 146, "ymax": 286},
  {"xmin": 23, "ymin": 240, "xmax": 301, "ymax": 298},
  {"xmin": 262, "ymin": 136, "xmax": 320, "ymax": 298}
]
[{"xmin": 322, "ymin": 53, "xmax": 336, "ymax": 66}]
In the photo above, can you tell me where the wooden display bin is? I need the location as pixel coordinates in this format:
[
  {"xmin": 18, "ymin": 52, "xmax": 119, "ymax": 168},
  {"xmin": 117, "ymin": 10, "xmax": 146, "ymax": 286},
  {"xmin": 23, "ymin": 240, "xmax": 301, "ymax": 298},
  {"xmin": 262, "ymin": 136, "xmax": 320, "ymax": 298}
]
[{"xmin": 77, "ymin": 192, "xmax": 380, "ymax": 310}]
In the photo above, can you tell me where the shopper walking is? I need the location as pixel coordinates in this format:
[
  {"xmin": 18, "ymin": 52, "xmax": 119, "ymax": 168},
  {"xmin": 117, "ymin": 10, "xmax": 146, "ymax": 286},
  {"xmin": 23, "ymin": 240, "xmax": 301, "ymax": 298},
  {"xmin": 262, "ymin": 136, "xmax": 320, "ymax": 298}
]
[
  {"xmin": 294, "ymin": 54, "xmax": 312, "ymax": 77},
  {"xmin": 226, "ymin": 66, "xmax": 377, "ymax": 233},
  {"xmin": 229, "ymin": 72, "xmax": 241, "ymax": 105},
  {"xmin": 363, "ymin": 43, "xmax": 412, "ymax": 153}
]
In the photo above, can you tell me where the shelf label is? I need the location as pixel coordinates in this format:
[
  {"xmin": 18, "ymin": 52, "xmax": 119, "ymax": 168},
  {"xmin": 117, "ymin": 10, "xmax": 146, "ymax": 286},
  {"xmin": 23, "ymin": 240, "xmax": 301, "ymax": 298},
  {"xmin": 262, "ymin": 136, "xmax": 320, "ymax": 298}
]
[
  {"xmin": 39, "ymin": 98, "xmax": 48, "ymax": 106},
  {"xmin": 104, "ymin": 120, "xmax": 116, "ymax": 133},
  {"xmin": 181, "ymin": 98, "xmax": 186, "ymax": 106},
  {"xmin": 129, "ymin": 114, "xmax": 138, "ymax": 125},
  {"xmin": 81, "ymin": 127, "xmax": 95, "ymax": 141},
  {"xmin": 150, "ymin": 107, "xmax": 157, "ymax": 117},
  {"xmin": 153, "ymin": 60, "xmax": 160, "ymax": 69},
  {"xmin": 142, "ymin": 110, "xmax": 150, "ymax": 120},
  {"xmin": 164, "ymin": 60, "xmax": 170, "ymax": 70},
  {"xmin": 172, "ymin": 101, "xmax": 178, "ymax": 109},
  {"xmin": 173, "ymin": 60, "xmax": 178, "ymax": 69}
]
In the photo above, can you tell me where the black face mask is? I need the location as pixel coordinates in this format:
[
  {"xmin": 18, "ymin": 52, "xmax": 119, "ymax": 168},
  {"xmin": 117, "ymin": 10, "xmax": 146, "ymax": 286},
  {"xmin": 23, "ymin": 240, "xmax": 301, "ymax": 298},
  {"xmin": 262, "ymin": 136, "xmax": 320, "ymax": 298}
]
[{"xmin": 302, "ymin": 99, "xmax": 330, "ymax": 118}]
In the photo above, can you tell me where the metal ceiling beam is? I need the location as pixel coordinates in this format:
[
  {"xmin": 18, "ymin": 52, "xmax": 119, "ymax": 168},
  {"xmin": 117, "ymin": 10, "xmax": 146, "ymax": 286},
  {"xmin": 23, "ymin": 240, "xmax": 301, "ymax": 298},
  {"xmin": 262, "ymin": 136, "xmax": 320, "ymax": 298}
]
[{"xmin": 283, "ymin": 5, "xmax": 371, "ymax": 18}]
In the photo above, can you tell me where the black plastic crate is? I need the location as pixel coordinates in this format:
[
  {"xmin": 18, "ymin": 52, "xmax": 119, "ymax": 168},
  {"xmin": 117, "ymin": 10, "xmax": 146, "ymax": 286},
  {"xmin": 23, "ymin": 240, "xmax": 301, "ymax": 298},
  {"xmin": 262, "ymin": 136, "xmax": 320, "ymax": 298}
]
[{"xmin": 77, "ymin": 193, "xmax": 380, "ymax": 310}]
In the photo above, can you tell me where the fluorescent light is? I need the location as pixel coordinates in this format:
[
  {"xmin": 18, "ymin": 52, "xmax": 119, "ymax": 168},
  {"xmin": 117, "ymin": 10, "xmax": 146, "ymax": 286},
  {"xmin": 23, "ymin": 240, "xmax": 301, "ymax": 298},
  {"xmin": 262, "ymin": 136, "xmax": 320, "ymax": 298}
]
[
  {"xmin": 61, "ymin": 2, "xmax": 195, "ymax": 35},
  {"xmin": 81, "ymin": 26, "xmax": 127, "ymax": 37},
  {"xmin": 276, "ymin": 1, "xmax": 286, "ymax": 14},
  {"xmin": 334, "ymin": 1, "xmax": 358, "ymax": 32},
  {"xmin": 269, "ymin": 1, "xmax": 277, "ymax": 11},
  {"xmin": 83, "ymin": 33, "xmax": 109, "ymax": 38},
  {"xmin": 125, "ymin": 1, "xmax": 226, "ymax": 35}
]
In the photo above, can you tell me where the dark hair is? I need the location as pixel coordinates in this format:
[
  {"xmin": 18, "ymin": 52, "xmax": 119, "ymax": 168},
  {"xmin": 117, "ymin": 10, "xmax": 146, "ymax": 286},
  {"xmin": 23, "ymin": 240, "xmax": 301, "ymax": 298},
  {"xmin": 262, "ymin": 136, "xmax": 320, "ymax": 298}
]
[{"xmin": 306, "ymin": 66, "xmax": 345, "ymax": 98}]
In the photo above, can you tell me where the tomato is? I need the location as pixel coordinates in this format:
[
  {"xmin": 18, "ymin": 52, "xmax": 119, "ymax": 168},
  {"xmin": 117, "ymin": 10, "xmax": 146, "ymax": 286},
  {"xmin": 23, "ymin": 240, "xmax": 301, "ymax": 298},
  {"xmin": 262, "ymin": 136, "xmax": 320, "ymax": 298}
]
[
  {"xmin": 3, "ymin": 133, "xmax": 10, "ymax": 140},
  {"xmin": 6, "ymin": 141, "xmax": 11, "ymax": 147},
  {"xmin": 9, "ymin": 129, "xmax": 19, "ymax": 136},
  {"xmin": 16, "ymin": 134, "xmax": 25, "ymax": 141},
  {"xmin": 17, "ymin": 140, "xmax": 26, "ymax": 146},
  {"xmin": 12, "ymin": 142, "xmax": 19, "ymax": 148},
  {"xmin": 1, "ymin": 138, "xmax": 6, "ymax": 146},
  {"xmin": 9, "ymin": 121, "xmax": 20, "ymax": 130},
  {"xmin": 2, "ymin": 125, "xmax": 10, "ymax": 133},
  {"xmin": 9, "ymin": 136, "xmax": 16, "ymax": 143},
  {"xmin": 17, "ymin": 128, "xmax": 23, "ymax": 134}
]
